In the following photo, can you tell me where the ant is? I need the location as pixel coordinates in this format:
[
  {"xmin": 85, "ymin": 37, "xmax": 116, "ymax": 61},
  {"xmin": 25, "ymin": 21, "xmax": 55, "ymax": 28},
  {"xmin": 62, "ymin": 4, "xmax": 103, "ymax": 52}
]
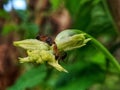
[
  {"xmin": 36, "ymin": 35, "xmax": 67, "ymax": 61},
  {"xmin": 36, "ymin": 35, "xmax": 53, "ymax": 46}
]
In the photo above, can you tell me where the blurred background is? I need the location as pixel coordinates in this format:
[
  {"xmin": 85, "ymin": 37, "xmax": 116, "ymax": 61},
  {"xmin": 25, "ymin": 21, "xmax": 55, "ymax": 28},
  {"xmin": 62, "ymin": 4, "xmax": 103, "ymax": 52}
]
[{"xmin": 0, "ymin": 0, "xmax": 120, "ymax": 90}]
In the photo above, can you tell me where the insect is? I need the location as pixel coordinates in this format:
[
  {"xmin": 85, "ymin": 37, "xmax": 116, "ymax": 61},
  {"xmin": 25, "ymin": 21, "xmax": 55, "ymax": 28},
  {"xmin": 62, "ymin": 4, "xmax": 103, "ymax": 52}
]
[
  {"xmin": 36, "ymin": 35, "xmax": 67, "ymax": 61},
  {"xmin": 36, "ymin": 35, "xmax": 53, "ymax": 46}
]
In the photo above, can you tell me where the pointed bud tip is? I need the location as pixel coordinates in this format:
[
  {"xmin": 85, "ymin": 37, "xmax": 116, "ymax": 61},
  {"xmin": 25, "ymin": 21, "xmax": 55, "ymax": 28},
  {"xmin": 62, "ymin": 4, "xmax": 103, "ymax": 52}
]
[{"xmin": 63, "ymin": 69, "xmax": 68, "ymax": 73}]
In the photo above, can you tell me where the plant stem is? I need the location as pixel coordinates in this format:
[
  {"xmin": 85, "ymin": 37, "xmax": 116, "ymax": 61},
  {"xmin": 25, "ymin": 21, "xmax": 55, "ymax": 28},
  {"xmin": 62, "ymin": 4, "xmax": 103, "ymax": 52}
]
[{"xmin": 86, "ymin": 33, "xmax": 120, "ymax": 72}]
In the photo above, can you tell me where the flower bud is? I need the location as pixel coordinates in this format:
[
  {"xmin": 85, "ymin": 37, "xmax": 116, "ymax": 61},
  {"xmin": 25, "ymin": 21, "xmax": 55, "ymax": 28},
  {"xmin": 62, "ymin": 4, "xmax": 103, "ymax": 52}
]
[
  {"xmin": 13, "ymin": 39, "xmax": 50, "ymax": 50},
  {"xmin": 55, "ymin": 30, "xmax": 91, "ymax": 51}
]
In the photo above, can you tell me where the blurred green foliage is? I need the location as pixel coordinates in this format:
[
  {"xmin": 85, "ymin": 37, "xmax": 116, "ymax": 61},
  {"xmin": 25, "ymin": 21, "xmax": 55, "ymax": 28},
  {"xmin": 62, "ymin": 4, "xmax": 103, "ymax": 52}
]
[
  {"xmin": 0, "ymin": 0, "xmax": 118, "ymax": 90},
  {"xmin": 8, "ymin": 65, "xmax": 47, "ymax": 90}
]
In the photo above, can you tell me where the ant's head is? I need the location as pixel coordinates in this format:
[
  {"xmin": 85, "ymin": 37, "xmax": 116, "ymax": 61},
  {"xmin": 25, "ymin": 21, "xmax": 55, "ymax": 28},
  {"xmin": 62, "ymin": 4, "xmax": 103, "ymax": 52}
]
[{"xmin": 36, "ymin": 35, "xmax": 53, "ymax": 46}]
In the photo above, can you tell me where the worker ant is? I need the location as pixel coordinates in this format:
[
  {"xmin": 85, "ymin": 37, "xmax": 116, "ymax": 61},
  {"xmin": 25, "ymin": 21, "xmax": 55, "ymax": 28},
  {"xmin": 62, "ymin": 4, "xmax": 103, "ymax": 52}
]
[
  {"xmin": 36, "ymin": 35, "xmax": 67, "ymax": 61},
  {"xmin": 36, "ymin": 35, "xmax": 53, "ymax": 46}
]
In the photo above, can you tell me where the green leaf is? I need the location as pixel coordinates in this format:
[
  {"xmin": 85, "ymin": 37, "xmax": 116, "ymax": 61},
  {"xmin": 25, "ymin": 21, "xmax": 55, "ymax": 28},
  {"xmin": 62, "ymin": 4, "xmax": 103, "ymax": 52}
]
[
  {"xmin": 86, "ymin": 4, "xmax": 116, "ymax": 37},
  {"xmin": 15, "ymin": 10, "xmax": 29, "ymax": 22},
  {"xmin": 50, "ymin": 0, "xmax": 62, "ymax": 11},
  {"xmin": 55, "ymin": 63, "xmax": 105, "ymax": 90},
  {"xmin": 2, "ymin": 23, "xmax": 18, "ymax": 35},
  {"xmin": 21, "ymin": 23, "xmax": 39, "ymax": 38},
  {"xmin": 8, "ymin": 65, "xmax": 47, "ymax": 90},
  {"xmin": 64, "ymin": 0, "xmax": 93, "ymax": 30}
]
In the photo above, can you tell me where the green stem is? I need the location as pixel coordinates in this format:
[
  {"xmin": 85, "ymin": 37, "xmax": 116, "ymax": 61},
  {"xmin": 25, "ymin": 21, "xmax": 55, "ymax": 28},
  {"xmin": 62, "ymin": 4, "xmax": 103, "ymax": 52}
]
[{"xmin": 86, "ymin": 33, "xmax": 120, "ymax": 72}]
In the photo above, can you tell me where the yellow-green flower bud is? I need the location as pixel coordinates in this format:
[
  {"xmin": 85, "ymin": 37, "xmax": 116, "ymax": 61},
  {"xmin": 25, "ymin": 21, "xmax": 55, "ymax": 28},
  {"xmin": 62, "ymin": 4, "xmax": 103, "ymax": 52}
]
[
  {"xmin": 13, "ymin": 39, "xmax": 50, "ymax": 50},
  {"xmin": 55, "ymin": 30, "xmax": 91, "ymax": 51}
]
